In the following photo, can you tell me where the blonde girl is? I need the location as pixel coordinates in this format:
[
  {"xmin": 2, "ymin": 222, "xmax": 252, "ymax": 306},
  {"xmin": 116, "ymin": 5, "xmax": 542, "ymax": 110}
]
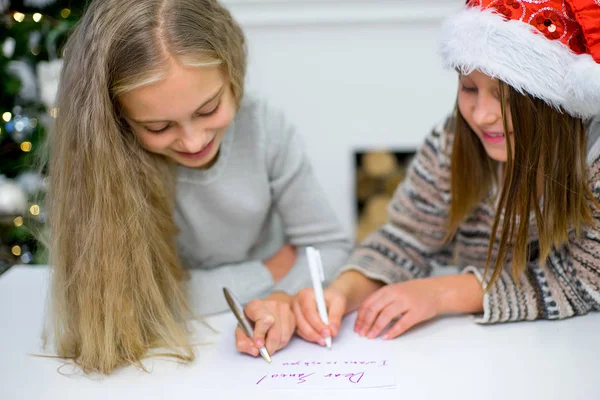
[{"xmin": 47, "ymin": 0, "xmax": 351, "ymax": 373}]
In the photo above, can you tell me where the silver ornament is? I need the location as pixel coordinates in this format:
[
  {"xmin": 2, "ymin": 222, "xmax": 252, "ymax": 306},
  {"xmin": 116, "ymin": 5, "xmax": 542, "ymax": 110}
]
[
  {"xmin": 6, "ymin": 61, "xmax": 38, "ymax": 102},
  {"xmin": 16, "ymin": 172, "xmax": 46, "ymax": 195},
  {"xmin": 2, "ymin": 37, "xmax": 16, "ymax": 58},
  {"xmin": 0, "ymin": 176, "xmax": 28, "ymax": 216},
  {"xmin": 37, "ymin": 59, "xmax": 63, "ymax": 111}
]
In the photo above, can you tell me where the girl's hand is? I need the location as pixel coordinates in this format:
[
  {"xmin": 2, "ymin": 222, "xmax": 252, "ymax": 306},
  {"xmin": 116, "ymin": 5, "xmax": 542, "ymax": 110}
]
[
  {"xmin": 354, "ymin": 278, "xmax": 443, "ymax": 340},
  {"xmin": 355, "ymin": 275, "xmax": 484, "ymax": 340},
  {"xmin": 292, "ymin": 270, "xmax": 385, "ymax": 345},
  {"xmin": 292, "ymin": 287, "xmax": 347, "ymax": 345},
  {"xmin": 235, "ymin": 291, "xmax": 296, "ymax": 357}
]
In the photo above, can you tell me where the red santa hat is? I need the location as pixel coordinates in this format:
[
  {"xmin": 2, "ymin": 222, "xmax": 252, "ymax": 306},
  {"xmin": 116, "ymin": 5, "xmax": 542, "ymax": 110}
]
[{"xmin": 439, "ymin": 0, "xmax": 600, "ymax": 119}]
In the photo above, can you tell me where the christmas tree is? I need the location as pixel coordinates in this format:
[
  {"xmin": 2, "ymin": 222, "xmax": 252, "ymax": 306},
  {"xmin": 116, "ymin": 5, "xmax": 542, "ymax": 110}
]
[{"xmin": 0, "ymin": 0, "xmax": 83, "ymax": 273}]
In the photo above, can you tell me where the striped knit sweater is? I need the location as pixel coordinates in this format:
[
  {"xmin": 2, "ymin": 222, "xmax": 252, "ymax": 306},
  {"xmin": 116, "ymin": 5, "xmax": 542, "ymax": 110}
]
[{"xmin": 343, "ymin": 114, "xmax": 600, "ymax": 324}]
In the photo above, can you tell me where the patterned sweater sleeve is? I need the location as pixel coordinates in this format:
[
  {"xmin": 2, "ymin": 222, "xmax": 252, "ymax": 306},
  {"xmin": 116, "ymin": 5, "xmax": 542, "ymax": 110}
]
[
  {"xmin": 463, "ymin": 147, "xmax": 600, "ymax": 324},
  {"xmin": 341, "ymin": 117, "xmax": 455, "ymax": 284}
]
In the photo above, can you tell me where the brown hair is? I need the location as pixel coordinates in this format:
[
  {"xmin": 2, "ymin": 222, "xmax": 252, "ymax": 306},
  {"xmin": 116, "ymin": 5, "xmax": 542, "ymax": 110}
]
[
  {"xmin": 46, "ymin": 0, "xmax": 246, "ymax": 374},
  {"xmin": 447, "ymin": 82, "xmax": 595, "ymax": 287}
]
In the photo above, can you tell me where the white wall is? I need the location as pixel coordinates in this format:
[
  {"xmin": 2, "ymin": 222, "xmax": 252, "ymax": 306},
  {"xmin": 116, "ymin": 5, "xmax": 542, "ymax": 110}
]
[{"xmin": 225, "ymin": 0, "xmax": 460, "ymax": 234}]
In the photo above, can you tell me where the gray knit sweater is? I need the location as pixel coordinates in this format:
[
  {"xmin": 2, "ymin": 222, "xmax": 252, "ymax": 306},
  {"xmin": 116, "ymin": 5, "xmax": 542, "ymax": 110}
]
[{"xmin": 174, "ymin": 96, "xmax": 352, "ymax": 316}]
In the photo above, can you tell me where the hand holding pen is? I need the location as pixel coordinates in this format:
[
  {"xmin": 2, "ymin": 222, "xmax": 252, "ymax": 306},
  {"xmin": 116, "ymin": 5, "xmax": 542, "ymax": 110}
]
[
  {"xmin": 292, "ymin": 247, "xmax": 347, "ymax": 347},
  {"xmin": 224, "ymin": 288, "xmax": 296, "ymax": 362}
]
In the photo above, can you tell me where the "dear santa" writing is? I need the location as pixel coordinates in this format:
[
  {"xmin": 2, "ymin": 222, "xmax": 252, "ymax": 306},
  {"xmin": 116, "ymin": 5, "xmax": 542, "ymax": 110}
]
[{"xmin": 256, "ymin": 371, "xmax": 366, "ymax": 385}]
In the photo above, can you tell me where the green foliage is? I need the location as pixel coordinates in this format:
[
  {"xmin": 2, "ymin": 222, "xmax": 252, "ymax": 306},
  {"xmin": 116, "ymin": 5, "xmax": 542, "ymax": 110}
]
[{"xmin": 0, "ymin": 1, "xmax": 84, "ymax": 268}]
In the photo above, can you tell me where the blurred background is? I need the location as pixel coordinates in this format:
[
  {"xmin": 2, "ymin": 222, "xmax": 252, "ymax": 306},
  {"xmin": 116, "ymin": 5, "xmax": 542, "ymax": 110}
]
[
  {"xmin": 0, "ymin": 0, "xmax": 458, "ymax": 272},
  {"xmin": 0, "ymin": 0, "xmax": 84, "ymax": 273}
]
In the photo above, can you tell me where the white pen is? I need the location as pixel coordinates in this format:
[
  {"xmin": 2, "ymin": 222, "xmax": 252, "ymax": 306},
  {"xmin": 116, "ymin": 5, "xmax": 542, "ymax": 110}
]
[{"xmin": 306, "ymin": 246, "xmax": 332, "ymax": 349}]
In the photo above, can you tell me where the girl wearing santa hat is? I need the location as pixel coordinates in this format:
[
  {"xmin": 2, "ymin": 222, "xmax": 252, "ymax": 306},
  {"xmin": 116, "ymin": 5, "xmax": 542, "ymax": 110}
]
[{"xmin": 294, "ymin": 0, "xmax": 600, "ymax": 345}]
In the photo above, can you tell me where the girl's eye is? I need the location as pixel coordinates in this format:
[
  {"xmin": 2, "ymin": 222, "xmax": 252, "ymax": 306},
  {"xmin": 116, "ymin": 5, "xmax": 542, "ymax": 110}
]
[
  {"xmin": 461, "ymin": 84, "xmax": 478, "ymax": 93},
  {"xmin": 196, "ymin": 102, "xmax": 220, "ymax": 117},
  {"xmin": 146, "ymin": 125, "xmax": 171, "ymax": 134},
  {"xmin": 143, "ymin": 101, "xmax": 221, "ymax": 133}
]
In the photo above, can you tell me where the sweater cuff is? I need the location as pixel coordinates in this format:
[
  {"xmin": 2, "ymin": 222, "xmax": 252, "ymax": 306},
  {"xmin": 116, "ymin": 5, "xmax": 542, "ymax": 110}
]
[
  {"xmin": 461, "ymin": 266, "xmax": 493, "ymax": 324},
  {"xmin": 339, "ymin": 257, "xmax": 412, "ymax": 285},
  {"xmin": 339, "ymin": 248, "xmax": 415, "ymax": 285},
  {"xmin": 339, "ymin": 264, "xmax": 396, "ymax": 285}
]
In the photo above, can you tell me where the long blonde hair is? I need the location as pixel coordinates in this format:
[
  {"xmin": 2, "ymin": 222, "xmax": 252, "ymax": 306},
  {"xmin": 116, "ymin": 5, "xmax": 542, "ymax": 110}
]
[
  {"xmin": 447, "ymin": 82, "xmax": 595, "ymax": 287},
  {"xmin": 46, "ymin": 0, "xmax": 246, "ymax": 374}
]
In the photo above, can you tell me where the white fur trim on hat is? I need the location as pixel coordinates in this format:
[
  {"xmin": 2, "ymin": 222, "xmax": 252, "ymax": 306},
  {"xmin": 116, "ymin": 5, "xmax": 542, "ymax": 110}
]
[{"xmin": 439, "ymin": 7, "xmax": 600, "ymax": 119}]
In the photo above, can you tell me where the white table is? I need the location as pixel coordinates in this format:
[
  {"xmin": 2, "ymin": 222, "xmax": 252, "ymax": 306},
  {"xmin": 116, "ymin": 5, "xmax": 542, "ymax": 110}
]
[{"xmin": 1, "ymin": 266, "xmax": 599, "ymax": 400}]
